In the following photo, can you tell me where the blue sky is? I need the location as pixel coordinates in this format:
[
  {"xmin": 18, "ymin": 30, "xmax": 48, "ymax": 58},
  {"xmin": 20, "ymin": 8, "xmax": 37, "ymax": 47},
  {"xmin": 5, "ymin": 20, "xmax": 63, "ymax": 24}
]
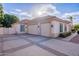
[
  {"xmin": 2, "ymin": 3, "xmax": 79, "ymax": 24},
  {"xmin": 54, "ymin": 3, "xmax": 79, "ymax": 13}
]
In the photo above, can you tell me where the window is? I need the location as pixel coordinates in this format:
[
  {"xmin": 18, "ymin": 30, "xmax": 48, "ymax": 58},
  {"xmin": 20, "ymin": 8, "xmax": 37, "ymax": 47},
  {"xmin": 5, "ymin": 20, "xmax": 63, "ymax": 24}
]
[
  {"xmin": 20, "ymin": 25, "xmax": 25, "ymax": 32},
  {"xmin": 60, "ymin": 23, "xmax": 63, "ymax": 32}
]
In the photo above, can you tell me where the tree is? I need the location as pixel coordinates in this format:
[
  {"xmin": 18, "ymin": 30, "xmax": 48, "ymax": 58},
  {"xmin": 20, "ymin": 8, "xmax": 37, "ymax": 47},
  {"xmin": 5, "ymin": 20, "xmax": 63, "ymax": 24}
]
[
  {"xmin": 1, "ymin": 14, "xmax": 19, "ymax": 28},
  {"xmin": 67, "ymin": 16, "xmax": 75, "ymax": 29},
  {"xmin": 0, "ymin": 4, "xmax": 4, "ymax": 26},
  {"xmin": 67, "ymin": 16, "xmax": 74, "ymax": 22}
]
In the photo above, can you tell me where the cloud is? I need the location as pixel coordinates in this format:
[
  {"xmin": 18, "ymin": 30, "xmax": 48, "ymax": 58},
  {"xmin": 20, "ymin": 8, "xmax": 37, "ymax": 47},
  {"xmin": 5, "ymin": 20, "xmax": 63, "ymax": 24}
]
[
  {"xmin": 30, "ymin": 4, "xmax": 60, "ymax": 18},
  {"xmin": 6, "ymin": 4, "xmax": 60, "ymax": 20},
  {"xmin": 61, "ymin": 12, "xmax": 79, "ymax": 24},
  {"xmin": 10, "ymin": 9, "xmax": 32, "ymax": 19},
  {"xmin": 19, "ymin": 12, "xmax": 29, "ymax": 16},
  {"xmin": 19, "ymin": 12, "xmax": 32, "ymax": 19},
  {"xmin": 7, "ymin": 4, "xmax": 79, "ymax": 24},
  {"xmin": 62, "ymin": 11, "xmax": 79, "ymax": 18},
  {"xmin": 14, "ymin": 9, "xmax": 22, "ymax": 12},
  {"xmin": 9, "ymin": 9, "xmax": 32, "ymax": 20},
  {"xmin": 10, "ymin": 11, "xmax": 18, "ymax": 14},
  {"xmin": 4, "ymin": 10, "xmax": 9, "ymax": 14},
  {"xmin": 64, "ymin": 12, "xmax": 79, "ymax": 16}
]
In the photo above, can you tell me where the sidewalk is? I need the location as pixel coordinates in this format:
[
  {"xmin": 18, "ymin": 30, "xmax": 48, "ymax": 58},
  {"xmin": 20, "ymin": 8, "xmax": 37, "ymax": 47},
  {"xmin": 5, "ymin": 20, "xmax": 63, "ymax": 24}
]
[
  {"xmin": 41, "ymin": 38, "xmax": 79, "ymax": 56},
  {"xmin": 62, "ymin": 33, "xmax": 77, "ymax": 42}
]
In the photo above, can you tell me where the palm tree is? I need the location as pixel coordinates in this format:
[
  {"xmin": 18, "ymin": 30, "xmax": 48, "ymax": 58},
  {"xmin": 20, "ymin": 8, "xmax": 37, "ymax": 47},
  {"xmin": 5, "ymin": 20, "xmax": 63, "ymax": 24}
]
[
  {"xmin": 67, "ymin": 16, "xmax": 74, "ymax": 31},
  {"xmin": 67, "ymin": 16, "xmax": 74, "ymax": 22}
]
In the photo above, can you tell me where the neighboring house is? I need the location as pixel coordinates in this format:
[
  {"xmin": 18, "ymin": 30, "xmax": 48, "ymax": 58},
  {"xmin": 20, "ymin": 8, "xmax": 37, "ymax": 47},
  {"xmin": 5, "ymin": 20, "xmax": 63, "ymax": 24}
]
[
  {"xmin": 27, "ymin": 16, "xmax": 72, "ymax": 37},
  {"xmin": 0, "ymin": 19, "xmax": 28, "ymax": 35},
  {"xmin": 14, "ymin": 19, "xmax": 28, "ymax": 34}
]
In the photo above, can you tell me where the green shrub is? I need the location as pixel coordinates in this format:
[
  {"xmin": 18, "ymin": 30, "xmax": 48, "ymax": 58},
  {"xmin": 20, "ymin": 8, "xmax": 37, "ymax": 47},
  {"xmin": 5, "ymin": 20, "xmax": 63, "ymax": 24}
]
[
  {"xmin": 77, "ymin": 30, "xmax": 79, "ymax": 34},
  {"xmin": 71, "ymin": 29, "xmax": 76, "ymax": 33},
  {"xmin": 59, "ymin": 32, "xmax": 71, "ymax": 38}
]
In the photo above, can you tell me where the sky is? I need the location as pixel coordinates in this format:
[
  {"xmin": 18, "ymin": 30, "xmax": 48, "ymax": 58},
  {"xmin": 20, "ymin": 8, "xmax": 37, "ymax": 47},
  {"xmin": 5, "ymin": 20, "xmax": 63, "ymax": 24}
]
[{"xmin": 2, "ymin": 3, "xmax": 79, "ymax": 24}]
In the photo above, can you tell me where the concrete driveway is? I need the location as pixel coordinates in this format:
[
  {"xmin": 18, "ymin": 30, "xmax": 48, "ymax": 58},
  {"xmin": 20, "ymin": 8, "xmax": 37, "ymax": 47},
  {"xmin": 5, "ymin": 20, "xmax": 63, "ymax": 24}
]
[{"xmin": 0, "ymin": 34, "xmax": 79, "ymax": 56}]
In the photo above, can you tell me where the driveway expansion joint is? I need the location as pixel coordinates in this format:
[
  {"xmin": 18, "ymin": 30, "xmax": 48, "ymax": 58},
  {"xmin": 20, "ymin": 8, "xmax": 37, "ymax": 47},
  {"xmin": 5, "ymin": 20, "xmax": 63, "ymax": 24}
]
[{"xmin": 19, "ymin": 36, "xmax": 68, "ymax": 56}]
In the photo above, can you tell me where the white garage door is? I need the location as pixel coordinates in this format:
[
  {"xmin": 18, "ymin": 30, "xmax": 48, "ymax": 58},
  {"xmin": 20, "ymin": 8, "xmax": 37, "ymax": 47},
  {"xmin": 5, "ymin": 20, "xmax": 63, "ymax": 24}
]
[
  {"xmin": 28, "ymin": 25, "xmax": 40, "ymax": 35},
  {"xmin": 41, "ymin": 23, "xmax": 51, "ymax": 37}
]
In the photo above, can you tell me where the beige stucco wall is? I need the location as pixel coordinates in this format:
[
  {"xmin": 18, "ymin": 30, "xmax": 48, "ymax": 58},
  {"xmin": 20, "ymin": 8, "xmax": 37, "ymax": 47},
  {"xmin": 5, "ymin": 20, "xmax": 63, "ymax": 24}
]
[
  {"xmin": 27, "ymin": 20, "xmax": 72, "ymax": 38},
  {"xmin": 0, "ymin": 27, "xmax": 16, "ymax": 35},
  {"xmin": 50, "ymin": 20, "xmax": 72, "ymax": 37},
  {"xmin": 0, "ymin": 27, "xmax": 4, "ymax": 34},
  {"xmin": 0, "ymin": 23, "xmax": 27, "ymax": 35},
  {"xmin": 50, "ymin": 20, "xmax": 60, "ymax": 37}
]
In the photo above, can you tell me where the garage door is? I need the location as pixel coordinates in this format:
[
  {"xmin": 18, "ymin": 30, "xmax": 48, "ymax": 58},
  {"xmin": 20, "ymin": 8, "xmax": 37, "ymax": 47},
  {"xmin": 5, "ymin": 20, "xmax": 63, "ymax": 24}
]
[
  {"xmin": 40, "ymin": 23, "xmax": 51, "ymax": 37},
  {"xmin": 28, "ymin": 25, "xmax": 40, "ymax": 35}
]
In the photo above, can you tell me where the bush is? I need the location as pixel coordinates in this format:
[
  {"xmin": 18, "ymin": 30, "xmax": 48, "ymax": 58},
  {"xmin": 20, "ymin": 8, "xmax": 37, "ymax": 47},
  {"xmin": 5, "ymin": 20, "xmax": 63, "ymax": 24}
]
[
  {"xmin": 77, "ymin": 31, "xmax": 79, "ymax": 34},
  {"xmin": 59, "ymin": 32, "xmax": 71, "ymax": 38},
  {"xmin": 71, "ymin": 29, "xmax": 76, "ymax": 33},
  {"xmin": 74, "ymin": 24, "xmax": 79, "ymax": 31}
]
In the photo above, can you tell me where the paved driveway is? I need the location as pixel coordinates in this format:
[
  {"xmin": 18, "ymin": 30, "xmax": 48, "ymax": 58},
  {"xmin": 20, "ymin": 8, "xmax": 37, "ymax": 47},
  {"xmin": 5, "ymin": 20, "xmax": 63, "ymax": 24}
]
[
  {"xmin": 70, "ymin": 34, "xmax": 79, "ymax": 44},
  {"xmin": 0, "ymin": 34, "xmax": 79, "ymax": 56}
]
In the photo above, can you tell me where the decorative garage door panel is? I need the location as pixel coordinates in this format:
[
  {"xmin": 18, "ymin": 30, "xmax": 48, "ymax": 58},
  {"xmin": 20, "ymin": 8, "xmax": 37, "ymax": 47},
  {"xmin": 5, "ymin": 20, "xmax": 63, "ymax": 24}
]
[
  {"xmin": 28, "ymin": 25, "xmax": 40, "ymax": 35},
  {"xmin": 40, "ymin": 23, "xmax": 51, "ymax": 37}
]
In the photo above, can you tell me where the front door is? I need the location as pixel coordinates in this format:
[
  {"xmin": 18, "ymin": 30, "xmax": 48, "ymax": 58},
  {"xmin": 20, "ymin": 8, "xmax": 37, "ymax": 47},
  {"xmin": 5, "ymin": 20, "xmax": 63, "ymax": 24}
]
[{"xmin": 20, "ymin": 24, "xmax": 25, "ymax": 32}]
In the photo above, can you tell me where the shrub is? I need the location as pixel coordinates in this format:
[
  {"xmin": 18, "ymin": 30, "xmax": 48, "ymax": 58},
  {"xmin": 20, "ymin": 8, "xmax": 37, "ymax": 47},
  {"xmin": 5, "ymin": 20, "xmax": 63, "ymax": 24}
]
[
  {"xmin": 59, "ymin": 32, "xmax": 71, "ymax": 38},
  {"xmin": 74, "ymin": 24, "xmax": 79, "ymax": 31},
  {"xmin": 77, "ymin": 30, "xmax": 79, "ymax": 34},
  {"xmin": 71, "ymin": 29, "xmax": 76, "ymax": 33}
]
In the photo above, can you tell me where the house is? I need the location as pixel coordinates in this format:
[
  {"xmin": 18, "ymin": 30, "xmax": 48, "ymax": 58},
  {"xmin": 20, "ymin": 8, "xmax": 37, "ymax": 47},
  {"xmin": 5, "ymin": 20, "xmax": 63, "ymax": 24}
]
[
  {"xmin": 0, "ymin": 19, "xmax": 29, "ymax": 35},
  {"xmin": 27, "ymin": 16, "xmax": 72, "ymax": 37},
  {"xmin": 13, "ymin": 19, "xmax": 29, "ymax": 34},
  {"xmin": 0, "ymin": 16, "xmax": 72, "ymax": 37}
]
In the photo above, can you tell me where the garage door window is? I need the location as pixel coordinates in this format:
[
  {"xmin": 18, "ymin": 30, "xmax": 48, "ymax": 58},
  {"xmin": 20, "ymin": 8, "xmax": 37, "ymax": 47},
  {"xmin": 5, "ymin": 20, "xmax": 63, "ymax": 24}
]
[{"xmin": 20, "ymin": 25, "xmax": 25, "ymax": 32}]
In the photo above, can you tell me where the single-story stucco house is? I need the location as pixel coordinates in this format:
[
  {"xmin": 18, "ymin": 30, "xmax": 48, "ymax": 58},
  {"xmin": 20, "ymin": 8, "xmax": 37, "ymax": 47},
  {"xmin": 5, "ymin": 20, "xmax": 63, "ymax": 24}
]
[
  {"xmin": 26, "ymin": 16, "xmax": 72, "ymax": 37},
  {"xmin": 0, "ymin": 16, "xmax": 72, "ymax": 37}
]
